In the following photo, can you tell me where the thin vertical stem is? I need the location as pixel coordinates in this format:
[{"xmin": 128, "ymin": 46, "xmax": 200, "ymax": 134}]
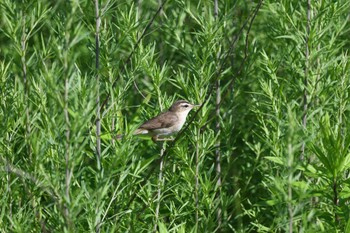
[
  {"xmin": 154, "ymin": 144, "xmax": 166, "ymax": 232},
  {"xmin": 157, "ymin": 0, "xmax": 164, "ymax": 64},
  {"xmin": 154, "ymin": 100, "xmax": 165, "ymax": 232},
  {"xmin": 287, "ymin": 144, "xmax": 293, "ymax": 233},
  {"xmin": 301, "ymin": 0, "xmax": 311, "ymax": 160},
  {"xmin": 214, "ymin": 0, "xmax": 218, "ymax": 18},
  {"xmin": 95, "ymin": 0, "xmax": 101, "ymax": 170},
  {"xmin": 6, "ymin": 163, "xmax": 12, "ymax": 219},
  {"xmin": 195, "ymin": 128, "xmax": 200, "ymax": 225},
  {"xmin": 214, "ymin": 0, "xmax": 222, "ymax": 231},
  {"xmin": 64, "ymin": 59, "xmax": 71, "ymax": 229},
  {"xmin": 136, "ymin": 0, "xmax": 143, "ymax": 24},
  {"xmin": 21, "ymin": 12, "xmax": 31, "ymax": 160},
  {"xmin": 95, "ymin": 1, "xmax": 101, "ymax": 232},
  {"xmin": 333, "ymin": 178, "xmax": 339, "ymax": 223},
  {"xmin": 288, "ymin": 177, "xmax": 293, "ymax": 232},
  {"xmin": 62, "ymin": 10, "xmax": 72, "ymax": 226},
  {"xmin": 315, "ymin": 43, "xmax": 320, "ymax": 106},
  {"xmin": 111, "ymin": 117, "xmax": 115, "ymax": 145}
]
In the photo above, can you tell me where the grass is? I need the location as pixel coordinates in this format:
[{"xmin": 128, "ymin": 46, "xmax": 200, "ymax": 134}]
[{"xmin": 0, "ymin": 0, "xmax": 350, "ymax": 232}]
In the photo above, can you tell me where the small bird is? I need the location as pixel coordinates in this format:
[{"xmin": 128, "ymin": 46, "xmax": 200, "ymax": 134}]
[{"xmin": 119, "ymin": 100, "xmax": 200, "ymax": 142}]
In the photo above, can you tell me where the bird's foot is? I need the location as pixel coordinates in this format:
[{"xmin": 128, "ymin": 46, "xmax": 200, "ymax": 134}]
[{"xmin": 152, "ymin": 136, "xmax": 174, "ymax": 142}]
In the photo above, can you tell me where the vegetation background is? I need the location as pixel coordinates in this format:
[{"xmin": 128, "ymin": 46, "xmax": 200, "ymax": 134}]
[{"xmin": 1, "ymin": 0, "xmax": 350, "ymax": 232}]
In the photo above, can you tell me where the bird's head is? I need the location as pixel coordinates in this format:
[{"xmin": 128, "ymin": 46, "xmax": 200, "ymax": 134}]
[{"xmin": 169, "ymin": 100, "xmax": 201, "ymax": 114}]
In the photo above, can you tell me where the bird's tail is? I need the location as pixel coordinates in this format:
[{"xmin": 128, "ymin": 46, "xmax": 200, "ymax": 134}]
[
  {"xmin": 133, "ymin": 128, "xmax": 149, "ymax": 135},
  {"xmin": 115, "ymin": 129, "xmax": 148, "ymax": 140}
]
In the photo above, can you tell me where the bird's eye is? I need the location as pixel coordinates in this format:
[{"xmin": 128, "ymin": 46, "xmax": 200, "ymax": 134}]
[{"xmin": 183, "ymin": 104, "xmax": 189, "ymax": 108}]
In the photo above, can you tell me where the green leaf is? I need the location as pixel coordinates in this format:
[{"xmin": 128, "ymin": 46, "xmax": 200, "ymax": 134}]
[
  {"xmin": 264, "ymin": 156, "xmax": 284, "ymax": 165},
  {"xmin": 158, "ymin": 222, "xmax": 168, "ymax": 233}
]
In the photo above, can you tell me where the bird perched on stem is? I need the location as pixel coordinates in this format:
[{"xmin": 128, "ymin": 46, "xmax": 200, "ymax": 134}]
[{"xmin": 118, "ymin": 100, "xmax": 200, "ymax": 142}]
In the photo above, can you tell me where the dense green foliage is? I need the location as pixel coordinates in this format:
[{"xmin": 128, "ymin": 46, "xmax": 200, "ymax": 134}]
[{"xmin": 1, "ymin": 0, "xmax": 350, "ymax": 232}]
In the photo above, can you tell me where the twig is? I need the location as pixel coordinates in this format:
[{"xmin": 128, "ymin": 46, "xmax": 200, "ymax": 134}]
[
  {"xmin": 301, "ymin": 0, "xmax": 310, "ymax": 160},
  {"xmin": 333, "ymin": 178, "xmax": 339, "ymax": 223},
  {"xmin": 200, "ymin": 0, "xmax": 264, "ymax": 130},
  {"xmin": 21, "ymin": 12, "xmax": 32, "ymax": 160},
  {"xmin": 99, "ymin": 0, "xmax": 169, "ymax": 113},
  {"xmin": 0, "ymin": 159, "xmax": 57, "ymax": 201},
  {"xmin": 229, "ymin": 0, "xmax": 264, "ymax": 92},
  {"xmin": 95, "ymin": 0, "xmax": 101, "ymax": 170},
  {"xmin": 195, "ymin": 127, "xmax": 200, "ymax": 225},
  {"xmin": 214, "ymin": 0, "xmax": 222, "ymax": 231},
  {"xmin": 62, "ymin": 6, "xmax": 73, "ymax": 228},
  {"xmin": 64, "ymin": 50, "xmax": 72, "ymax": 229},
  {"xmin": 154, "ymin": 144, "xmax": 166, "ymax": 232},
  {"xmin": 95, "ymin": 0, "xmax": 102, "ymax": 232},
  {"xmin": 287, "ymin": 144, "xmax": 293, "ymax": 233}
]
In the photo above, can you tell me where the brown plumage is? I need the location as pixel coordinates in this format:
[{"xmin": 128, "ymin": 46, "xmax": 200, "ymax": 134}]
[
  {"xmin": 118, "ymin": 100, "xmax": 200, "ymax": 142},
  {"xmin": 136, "ymin": 111, "xmax": 179, "ymax": 133}
]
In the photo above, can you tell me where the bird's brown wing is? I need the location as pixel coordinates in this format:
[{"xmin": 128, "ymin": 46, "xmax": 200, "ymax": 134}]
[{"xmin": 138, "ymin": 111, "xmax": 178, "ymax": 130}]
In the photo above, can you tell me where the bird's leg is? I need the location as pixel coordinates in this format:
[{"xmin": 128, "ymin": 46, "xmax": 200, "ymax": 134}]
[
  {"xmin": 153, "ymin": 136, "xmax": 174, "ymax": 142},
  {"xmin": 152, "ymin": 136, "xmax": 158, "ymax": 143}
]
